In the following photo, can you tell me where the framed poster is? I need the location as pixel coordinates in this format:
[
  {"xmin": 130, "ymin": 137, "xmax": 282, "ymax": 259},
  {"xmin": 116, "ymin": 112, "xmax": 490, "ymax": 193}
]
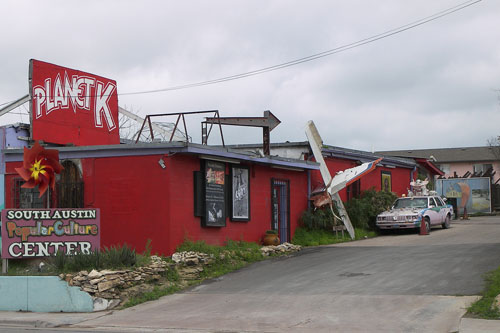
[
  {"xmin": 381, "ymin": 171, "xmax": 392, "ymax": 192},
  {"xmin": 203, "ymin": 161, "xmax": 226, "ymax": 227},
  {"xmin": 231, "ymin": 165, "xmax": 250, "ymax": 221}
]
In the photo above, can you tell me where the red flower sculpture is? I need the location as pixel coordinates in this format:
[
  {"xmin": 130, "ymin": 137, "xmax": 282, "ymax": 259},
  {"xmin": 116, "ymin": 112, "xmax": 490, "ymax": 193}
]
[{"xmin": 15, "ymin": 142, "xmax": 64, "ymax": 197}]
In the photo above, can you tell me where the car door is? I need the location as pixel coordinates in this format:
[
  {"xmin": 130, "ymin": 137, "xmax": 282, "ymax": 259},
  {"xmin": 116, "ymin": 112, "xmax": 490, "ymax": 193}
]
[
  {"xmin": 425, "ymin": 197, "xmax": 442, "ymax": 226},
  {"xmin": 434, "ymin": 196, "xmax": 447, "ymax": 222}
]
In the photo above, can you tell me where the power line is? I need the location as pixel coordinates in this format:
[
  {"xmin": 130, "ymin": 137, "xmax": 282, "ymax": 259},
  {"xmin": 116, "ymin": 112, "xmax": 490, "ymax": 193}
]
[
  {"xmin": 0, "ymin": 0, "xmax": 482, "ymax": 105},
  {"xmin": 119, "ymin": 0, "xmax": 482, "ymax": 96}
]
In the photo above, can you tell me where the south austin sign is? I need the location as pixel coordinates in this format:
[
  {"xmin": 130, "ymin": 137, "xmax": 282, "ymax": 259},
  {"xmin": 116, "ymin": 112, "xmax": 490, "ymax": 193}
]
[
  {"xmin": 29, "ymin": 59, "xmax": 119, "ymax": 146},
  {"xmin": 1, "ymin": 209, "xmax": 100, "ymax": 259}
]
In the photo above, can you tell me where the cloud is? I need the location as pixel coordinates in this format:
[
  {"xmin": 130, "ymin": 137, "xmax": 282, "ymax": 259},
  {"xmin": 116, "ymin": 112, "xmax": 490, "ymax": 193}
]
[{"xmin": 1, "ymin": 0, "xmax": 499, "ymax": 152}]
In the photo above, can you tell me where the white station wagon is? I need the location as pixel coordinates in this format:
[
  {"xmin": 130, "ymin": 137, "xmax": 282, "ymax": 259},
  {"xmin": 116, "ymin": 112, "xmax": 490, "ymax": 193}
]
[{"xmin": 376, "ymin": 195, "xmax": 454, "ymax": 233}]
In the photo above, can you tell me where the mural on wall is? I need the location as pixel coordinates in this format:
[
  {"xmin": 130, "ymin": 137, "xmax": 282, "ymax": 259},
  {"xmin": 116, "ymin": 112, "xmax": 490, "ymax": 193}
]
[
  {"xmin": 435, "ymin": 177, "xmax": 491, "ymax": 214},
  {"xmin": 203, "ymin": 161, "xmax": 226, "ymax": 227},
  {"xmin": 231, "ymin": 166, "xmax": 250, "ymax": 221},
  {"xmin": 381, "ymin": 171, "xmax": 392, "ymax": 192}
]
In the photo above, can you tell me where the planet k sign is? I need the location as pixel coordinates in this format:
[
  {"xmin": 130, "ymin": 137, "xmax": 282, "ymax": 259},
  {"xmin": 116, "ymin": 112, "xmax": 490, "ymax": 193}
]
[{"xmin": 29, "ymin": 59, "xmax": 120, "ymax": 146}]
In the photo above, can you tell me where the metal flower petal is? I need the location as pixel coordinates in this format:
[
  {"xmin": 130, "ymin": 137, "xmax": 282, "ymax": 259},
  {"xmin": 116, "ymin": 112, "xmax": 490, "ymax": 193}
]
[{"xmin": 15, "ymin": 141, "xmax": 64, "ymax": 197}]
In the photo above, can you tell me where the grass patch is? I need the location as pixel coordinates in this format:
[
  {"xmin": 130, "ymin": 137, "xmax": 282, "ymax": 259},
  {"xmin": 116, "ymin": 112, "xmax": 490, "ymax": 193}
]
[
  {"xmin": 122, "ymin": 284, "xmax": 182, "ymax": 308},
  {"xmin": 176, "ymin": 239, "xmax": 266, "ymax": 280},
  {"xmin": 292, "ymin": 227, "xmax": 376, "ymax": 247},
  {"xmin": 47, "ymin": 243, "xmax": 138, "ymax": 273},
  {"xmin": 467, "ymin": 266, "xmax": 500, "ymax": 319}
]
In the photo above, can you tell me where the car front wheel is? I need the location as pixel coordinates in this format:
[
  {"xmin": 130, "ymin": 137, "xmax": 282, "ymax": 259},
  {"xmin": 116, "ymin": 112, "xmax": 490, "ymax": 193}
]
[{"xmin": 442, "ymin": 215, "xmax": 451, "ymax": 229}]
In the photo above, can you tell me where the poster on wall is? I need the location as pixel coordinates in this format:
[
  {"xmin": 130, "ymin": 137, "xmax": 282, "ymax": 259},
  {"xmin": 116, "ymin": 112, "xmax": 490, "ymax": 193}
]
[
  {"xmin": 203, "ymin": 161, "xmax": 226, "ymax": 227},
  {"xmin": 435, "ymin": 177, "xmax": 491, "ymax": 214},
  {"xmin": 1, "ymin": 208, "xmax": 100, "ymax": 259},
  {"xmin": 231, "ymin": 165, "xmax": 250, "ymax": 221},
  {"xmin": 381, "ymin": 171, "xmax": 392, "ymax": 192},
  {"xmin": 29, "ymin": 59, "xmax": 120, "ymax": 146}
]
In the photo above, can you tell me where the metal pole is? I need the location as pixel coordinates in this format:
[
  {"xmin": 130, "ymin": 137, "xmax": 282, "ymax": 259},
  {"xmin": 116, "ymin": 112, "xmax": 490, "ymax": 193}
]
[
  {"xmin": 147, "ymin": 116, "xmax": 154, "ymax": 141},
  {"xmin": 181, "ymin": 114, "xmax": 188, "ymax": 144},
  {"xmin": 216, "ymin": 111, "xmax": 225, "ymax": 147},
  {"xmin": 170, "ymin": 115, "xmax": 182, "ymax": 142},
  {"xmin": 135, "ymin": 118, "xmax": 148, "ymax": 143},
  {"xmin": 1, "ymin": 259, "xmax": 8, "ymax": 274}
]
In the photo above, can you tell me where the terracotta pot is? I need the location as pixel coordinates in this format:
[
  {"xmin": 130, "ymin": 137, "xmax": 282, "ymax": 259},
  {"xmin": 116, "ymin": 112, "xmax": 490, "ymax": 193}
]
[{"xmin": 263, "ymin": 234, "xmax": 280, "ymax": 246}]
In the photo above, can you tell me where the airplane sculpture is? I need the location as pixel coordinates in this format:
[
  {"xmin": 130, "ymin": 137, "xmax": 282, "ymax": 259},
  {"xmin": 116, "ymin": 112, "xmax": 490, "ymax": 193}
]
[{"xmin": 305, "ymin": 120, "xmax": 383, "ymax": 239}]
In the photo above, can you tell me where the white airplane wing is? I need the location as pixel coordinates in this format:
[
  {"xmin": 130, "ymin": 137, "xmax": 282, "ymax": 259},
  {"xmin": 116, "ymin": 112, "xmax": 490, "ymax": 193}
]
[{"xmin": 329, "ymin": 158, "xmax": 383, "ymax": 195}]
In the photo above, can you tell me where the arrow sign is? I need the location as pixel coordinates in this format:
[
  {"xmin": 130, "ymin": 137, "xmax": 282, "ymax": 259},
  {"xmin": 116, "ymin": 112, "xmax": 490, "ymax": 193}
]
[{"xmin": 205, "ymin": 110, "xmax": 281, "ymax": 131}]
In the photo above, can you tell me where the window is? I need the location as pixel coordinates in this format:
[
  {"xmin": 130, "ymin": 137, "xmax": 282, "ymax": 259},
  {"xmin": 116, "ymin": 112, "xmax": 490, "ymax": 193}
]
[
  {"xmin": 434, "ymin": 196, "xmax": 444, "ymax": 206},
  {"xmin": 56, "ymin": 160, "xmax": 84, "ymax": 208},
  {"xmin": 346, "ymin": 179, "xmax": 360, "ymax": 200},
  {"xmin": 12, "ymin": 178, "xmax": 49, "ymax": 208},
  {"xmin": 473, "ymin": 164, "xmax": 493, "ymax": 174},
  {"xmin": 438, "ymin": 164, "xmax": 450, "ymax": 175}
]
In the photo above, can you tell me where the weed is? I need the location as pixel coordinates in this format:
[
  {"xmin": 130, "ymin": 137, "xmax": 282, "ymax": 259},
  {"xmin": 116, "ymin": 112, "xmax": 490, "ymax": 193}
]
[
  {"xmin": 165, "ymin": 265, "xmax": 179, "ymax": 282},
  {"xmin": 467, "ymin": 266, "xmax": 500, "ymax": 319},
  {"xmin": 122, "ymin": 284, "xmax": 182, "ymax": 308},
  {"xmin": 143, "ymin": 239, "xmax": 153, "ymax": 257},
  {"xmin": 292, "ymin": 227, "xmax": 376, "ymax": 247},
  {"xmin": 46, "ymin": 243, "xmax": 138, "ymax": 273}
]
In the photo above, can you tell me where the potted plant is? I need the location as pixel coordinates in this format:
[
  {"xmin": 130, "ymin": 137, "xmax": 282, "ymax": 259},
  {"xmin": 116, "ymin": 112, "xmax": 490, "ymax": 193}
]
[{"xmin": 263, "ymin": 229, "xmax": 280, "ymax": 246}]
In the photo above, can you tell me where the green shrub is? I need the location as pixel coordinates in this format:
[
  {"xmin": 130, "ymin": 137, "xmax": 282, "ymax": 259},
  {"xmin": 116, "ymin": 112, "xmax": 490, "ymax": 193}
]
[
  {"xmin": 176, "ymin": 239, "xmax": 221, "ymax": 256},
  {"xmin": 344, "ymin": 189, "xmax": 397, "ymax": 230},
  {"xmin": 100, "ymin": 243, "xmax": 137, "ymax": 268},
  {"xmin": 300, "ymin": 207, "xmax": 339, "ymax": 230},
  {"xmin": 48, "ymin": 243, "xmax": 137, "ymax": 272}
]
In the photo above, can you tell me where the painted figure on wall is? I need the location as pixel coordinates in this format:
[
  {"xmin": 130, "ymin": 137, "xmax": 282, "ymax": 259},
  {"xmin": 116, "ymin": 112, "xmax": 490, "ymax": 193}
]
[{"xmin": 381, "ymin": 172, "xmax": 392, "ymax": 192}]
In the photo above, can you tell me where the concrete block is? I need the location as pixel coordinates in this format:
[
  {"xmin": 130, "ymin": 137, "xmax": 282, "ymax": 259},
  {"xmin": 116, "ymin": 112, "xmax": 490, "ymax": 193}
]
[
  {"xmin": 27, "ymin": 276, "xmax": 93, "ymax": 312},
  {"xmin": 0, "ymin": 276, "xmax": 28, "ymax": 311}
]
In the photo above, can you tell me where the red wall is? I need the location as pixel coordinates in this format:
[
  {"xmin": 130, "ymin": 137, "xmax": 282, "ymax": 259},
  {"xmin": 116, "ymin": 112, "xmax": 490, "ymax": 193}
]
[
  {"xmin": 162, "ymin": 156, "xmax": 309, "ymax": 255},
  {"xmin": 5, "ymin": 154, "xmax": 310, "ymax": 256},
  {"xmin": 310, "ymin": 157, "xmax": 412, "ymax": 200}
]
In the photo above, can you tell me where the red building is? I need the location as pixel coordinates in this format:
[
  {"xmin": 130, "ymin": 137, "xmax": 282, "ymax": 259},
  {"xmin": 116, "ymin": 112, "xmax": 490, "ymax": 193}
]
[
  {"xmin": 311, "ymin": 145, "xmax": 417, "ymax": 201},
  {"xmin": 230, "ymin": 142, "xmax": 442, "ymax": 201},
  {"xmin": 4, "ymin": 142, "xmax": 318, "ymax": 255}
]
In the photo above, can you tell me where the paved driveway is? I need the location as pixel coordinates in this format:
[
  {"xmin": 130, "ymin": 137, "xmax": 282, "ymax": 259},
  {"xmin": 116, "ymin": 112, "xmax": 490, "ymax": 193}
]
[{"xmin": 73, "ymin": 216, "xmax": 500, "ymax": 332}]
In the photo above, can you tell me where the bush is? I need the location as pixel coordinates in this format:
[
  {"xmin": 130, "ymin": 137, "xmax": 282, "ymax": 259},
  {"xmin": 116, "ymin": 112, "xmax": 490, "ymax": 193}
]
[
  {"xmin": 292, "ymin": 226, "xmax": 377, "ymax": 246},
  {"xmin": 49, "ymin": 243, "xmax": 137, "ymax": 272},
  {"xmin": 300, "ymin": 207, "xmax": 339, "ymax": 230},
  {"xmin": 344, "ymin": 189, "xmax": 397, "ymax": 230}
]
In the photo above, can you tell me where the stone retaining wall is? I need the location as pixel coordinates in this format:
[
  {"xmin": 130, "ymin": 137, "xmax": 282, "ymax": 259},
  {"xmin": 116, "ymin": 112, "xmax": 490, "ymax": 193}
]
[{"xmin": 61, "ymin": 243, "xmax": 301, "ymax": 311}]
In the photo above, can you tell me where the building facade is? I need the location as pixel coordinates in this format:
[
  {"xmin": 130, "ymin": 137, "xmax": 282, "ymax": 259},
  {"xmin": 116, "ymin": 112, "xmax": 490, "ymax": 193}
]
[{"xmin": 3, "ymin": 142, "xmax": 318, "ymax": 255}]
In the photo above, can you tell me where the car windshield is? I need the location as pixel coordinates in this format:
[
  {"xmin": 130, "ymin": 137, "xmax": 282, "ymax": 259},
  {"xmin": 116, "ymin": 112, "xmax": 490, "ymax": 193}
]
[{"xmin": 393, "ymin": 198, "xmax": 428, "ymax": 209}]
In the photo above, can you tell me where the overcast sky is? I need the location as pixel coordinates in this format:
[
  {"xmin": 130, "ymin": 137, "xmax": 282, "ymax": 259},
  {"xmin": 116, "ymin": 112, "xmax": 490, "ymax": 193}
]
[{"xmin": 0, "ymin": 0, "xmax": 499, "ymax": 151}]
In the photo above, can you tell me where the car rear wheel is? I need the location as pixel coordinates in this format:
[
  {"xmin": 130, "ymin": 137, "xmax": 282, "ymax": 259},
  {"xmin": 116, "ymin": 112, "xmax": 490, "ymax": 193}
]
[{"xmin": 442, "ymin": 215, "xmax": 450, "ymax": 229}]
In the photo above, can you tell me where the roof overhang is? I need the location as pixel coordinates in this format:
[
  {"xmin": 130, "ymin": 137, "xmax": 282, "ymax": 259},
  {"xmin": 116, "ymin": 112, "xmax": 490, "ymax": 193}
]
[
  {"xmin": 415, "ymin": 158, "xmax": 445, "ymax": 176},
  {"xmin": 3, "ymin": 142, "xmax": 320, "ymax": 171}
]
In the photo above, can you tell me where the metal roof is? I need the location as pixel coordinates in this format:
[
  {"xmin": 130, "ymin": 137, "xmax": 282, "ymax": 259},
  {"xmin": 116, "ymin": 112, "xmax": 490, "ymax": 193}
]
[
  {"xmin": 228, "ymin": 141, "xmax": 417, "ymax": 169},
  {"xmin": 377, "ymin": 146, "xmax": 499, "ymax": 163},
  {"xmin": 3, "ymin": 141, "xmax": 320, "ymax": 171}
]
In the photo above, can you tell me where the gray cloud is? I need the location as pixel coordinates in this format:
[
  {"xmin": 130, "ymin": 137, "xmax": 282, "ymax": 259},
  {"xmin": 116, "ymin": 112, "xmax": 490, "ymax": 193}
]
[{"xmin": 1, "ymin": 0, "xmax": 498, "ymax": 151}]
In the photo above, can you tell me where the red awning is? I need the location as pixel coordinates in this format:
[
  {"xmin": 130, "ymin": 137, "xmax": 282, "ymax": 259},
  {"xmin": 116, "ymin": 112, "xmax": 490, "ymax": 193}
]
[{"xmin": 415, "ymin": 158, "xmax": 444, "ymax": 176}]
